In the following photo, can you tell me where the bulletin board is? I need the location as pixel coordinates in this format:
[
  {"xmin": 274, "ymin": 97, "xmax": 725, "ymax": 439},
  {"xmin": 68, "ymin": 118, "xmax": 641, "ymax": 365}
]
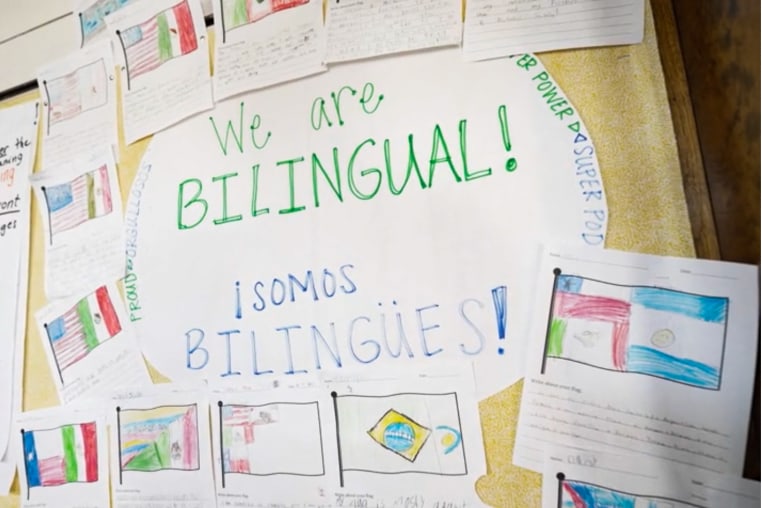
[{"xmin": 0, "ymin": 1, "xmax": 695, "ymax": 506}]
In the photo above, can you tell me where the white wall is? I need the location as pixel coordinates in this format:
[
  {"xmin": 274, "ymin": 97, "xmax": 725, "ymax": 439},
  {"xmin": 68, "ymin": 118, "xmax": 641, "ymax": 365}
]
[{"xmin": 0, "ymin": 0, "xmax": 213, "ymax": 94}]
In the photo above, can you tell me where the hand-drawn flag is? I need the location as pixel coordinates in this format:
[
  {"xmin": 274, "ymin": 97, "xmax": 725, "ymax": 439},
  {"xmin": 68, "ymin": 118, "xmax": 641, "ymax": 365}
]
[
  {"xmin": 334, "ymin": 392, "xmax": 467, "ymax": 476},
  {"xmin": 79, "ymin": 0, "xmax": 135, "ymax": 44},
  {"xmin": 223, "ymin": 0, "xmax": 308, "ymax": 31},
  {"xmin": 271, "ymin": 0, "xmax": 309, "ymax": 12},
  {"xmin": 45, "ymin": 285, "xmax": 122, "ymax": 373},
  {"xmin": 22, "ymin": 422, "xmax": 99, "ymax": 488},
  {"xmin": 545, "ymin": 273, "xmax": 728, "ymax": 389},
  {"xmin": 220, "ymin": 402, "xmax": 324, "ymax": 476},
  {"xmin": 46, "ymin": 59, "xmax": 108, "ymax": 128},
  {"xmin": 44, "ymin": 165, "xmax": 113, "ymax": 238},
  {"xmin": 367, "ymin": 409, "xmax": 430, "ymax": 462},
  {"xmin": 119, "ymin": 404, "xmax": 199, "ymax": 472},
  {"xmin": 557, "ymin": 475, "xmax": 685, "ymax": 508},
  {"xmin": 119, "ymin": 0, "xmax": 198, "ymax": 80}
]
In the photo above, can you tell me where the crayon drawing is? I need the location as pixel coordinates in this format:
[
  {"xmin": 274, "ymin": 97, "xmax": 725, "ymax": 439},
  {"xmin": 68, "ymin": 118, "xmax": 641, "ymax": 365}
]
[
  {"xmin": 116, "ymin": 0, "xmax": 198, "ymax": 88},
  {"xmin": 21, "ymin": 422, "xmax": 99, "ymax": 498},
  {"xmin": 333, "ymin": 392, "xmax": 466, "ymax": 486},
  {"xmin": 218, "ymin": 401, "xmax": 324, "ymax": 486},
  {"xmin": 219, "ymin": 0, "xmax": 308, "ymax": 42},
  {"xmin": 44, "ymin": 59, "xmax": 108, "ymax": 133},
  {"xmin": 79, "ymin": 0, "xmax": 135, "ymax": 45},
  {"xmin": 117, "ymin": 404, "xmax": 200, "ymax": 479},
  {"xmin": 543, "ymin": 270, "xmax": 728, "ymax": 390},
  {"xmin": 367, "ymin": 409, "xmax": 431, "ymax": 462},
  {"xmin": 556, "ymin": 474, "xmax": 705, "ymax": 508},
  {"xmin": 41, "ymin": 164, "xmax": 113, "ymax": 243},
  {"xmin": 44, "ymin": 285, "xmax": 122, "ymax": 382}
]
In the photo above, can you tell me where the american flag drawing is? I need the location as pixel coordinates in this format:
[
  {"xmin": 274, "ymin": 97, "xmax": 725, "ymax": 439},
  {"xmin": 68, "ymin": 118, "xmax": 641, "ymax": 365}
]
[
  {"xmin": 45, "ymin": 59, "xmax": 108, "ymax": 131},
  {"xmin": 44, "ymin": 285, "xmax": 122, "ymax": 378},
  {"xmin": 42, "ymin": 165, "xmax": 112, "ymax": 242},
  {"xmin": 118, "ymin": 0, "xmax": 198, "ymax": 83}
]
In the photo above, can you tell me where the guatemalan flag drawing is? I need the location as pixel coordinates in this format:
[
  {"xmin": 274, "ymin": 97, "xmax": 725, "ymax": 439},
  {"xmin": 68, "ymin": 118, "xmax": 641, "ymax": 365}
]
[
  {"xmin": 119, "ymin": 0, "xmax": 197, "ymax": 81},
  {"xmin": 22, "ymin": 422, "xmax": 99, "ymax": 489},
  {"xmin": 545, "ymin": 273, "xmax": 729, "ymax": 390}
]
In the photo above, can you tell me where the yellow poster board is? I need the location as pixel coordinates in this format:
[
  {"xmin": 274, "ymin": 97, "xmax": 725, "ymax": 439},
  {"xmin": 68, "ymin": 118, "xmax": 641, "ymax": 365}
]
[{"xmin": 0, "ymin": 1, "xmax": 694, "ymax": 506}]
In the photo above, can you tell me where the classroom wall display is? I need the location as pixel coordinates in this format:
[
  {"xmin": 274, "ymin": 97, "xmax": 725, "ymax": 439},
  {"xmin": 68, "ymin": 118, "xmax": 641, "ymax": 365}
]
[
  {"xmin": 2, "ymin": 5, "xmax": 702, "ymax": 505},
  {"xmin": 124, "ymin": 47, "xmax": 607, "ymax": 398}
]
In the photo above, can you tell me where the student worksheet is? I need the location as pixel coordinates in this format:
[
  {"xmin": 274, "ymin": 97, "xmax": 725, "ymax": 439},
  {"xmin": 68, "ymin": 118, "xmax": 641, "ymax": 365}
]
[
  {"xmin": 34, "ymin": 282, "xmax": 151, "ymax": 404},
  {"xmin": 324, "ymin": 367, "xmax": 488, "ymax": 507},
  {"xmin": 212, "ymin": 0, "xmax": 326, "ymax": 100},
  {"xmin": 37, "ymin": 40, "xmax": 118, "ymax": 166},
  {"xmin": 106, "ymin": 0, "xmax": 213, "ymax": 144},
  {"xmin": 325, "ymin": 0, "xmax": 462, "ymax": 63},
  {"xmin": 542, "ymin": 445, "xmax": 760, "ymax": 508},
  {"xmin": 513, "ymin": 246, "xmax": 759, "ymax": 475},
  {"xmin": 31, "ymin": 150, "xmax": 124, "ymax": 300},
  {"xmin": 462, "ymin": 0, "xmax": 645, "ymax": 61},
  {"xmin": 209, "ymin": 383, "xmax": 338, "ymax": 507},
  {"xmin": 108, "ymin": 390, "xmax": 215, "ymax": 508}
]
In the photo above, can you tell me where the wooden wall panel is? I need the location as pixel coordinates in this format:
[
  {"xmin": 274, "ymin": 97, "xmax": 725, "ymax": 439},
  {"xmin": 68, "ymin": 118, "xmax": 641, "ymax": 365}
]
[{"xmin": 668, "ymin": 0, "xmax": 760, "ymax": 480}]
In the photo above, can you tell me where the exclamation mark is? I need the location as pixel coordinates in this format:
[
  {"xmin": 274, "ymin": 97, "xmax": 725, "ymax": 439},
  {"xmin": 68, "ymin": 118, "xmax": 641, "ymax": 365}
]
[
  {"xmin": 234, "ymin": 281, "xmax": 242, "ymax": 319},
  {"xmin": 491, "ymin": 285, "xmax": 507, "ymax": 354},
  {"xmin": 498, "ymin": 105, "xmax": 518, "ymax": 172}
]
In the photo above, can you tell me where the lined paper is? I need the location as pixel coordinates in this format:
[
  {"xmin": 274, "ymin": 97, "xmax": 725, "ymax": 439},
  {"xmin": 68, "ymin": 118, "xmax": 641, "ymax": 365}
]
[
  {"xmin": 106, "ymin": 0, "xmax": 213, "ymax": 145},
  {"xmin": 463, "ymin": 0, "xmax": 645, "ymax": 61},
  {"xmin": 31, "ymin": 150, "xmax": 125, "ymax": 300},
  {"xmin": 212, "ymin": 0, "xmax": 326, "ymax": 100},
  {"xmin": 542, "ymin": 446, "xmax": 761, "ymax": 508},
  {"xmin": 34, "ymin": 282, "xmax": 151, "ymax": 405},
  {"xmin": 513, "ymin": 246, "xmax": 759, "ymax": 475},
  {"xmin": 326, "ymin": 0, "xmax": 462, "ymax": 63}
]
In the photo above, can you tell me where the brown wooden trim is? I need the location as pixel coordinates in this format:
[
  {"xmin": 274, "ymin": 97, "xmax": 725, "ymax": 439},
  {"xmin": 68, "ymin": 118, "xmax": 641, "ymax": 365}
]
[{"xmin": 650, "ymin": 0, "xmax": 721, "ymax": 260}]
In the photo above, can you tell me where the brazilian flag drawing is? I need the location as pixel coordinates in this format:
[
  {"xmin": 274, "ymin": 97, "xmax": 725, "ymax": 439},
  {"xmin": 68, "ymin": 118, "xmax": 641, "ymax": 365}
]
[{"xmin": 335, "ymin": 392, "xmax": 467, "ymax": 476}]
